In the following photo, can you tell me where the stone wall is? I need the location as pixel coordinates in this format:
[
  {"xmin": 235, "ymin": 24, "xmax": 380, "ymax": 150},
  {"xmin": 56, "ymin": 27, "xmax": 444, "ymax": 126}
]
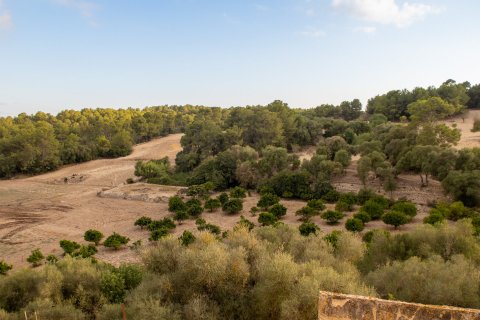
[{"xmin": 318, "ymin": 291, "xmax": 480, "ymax": 320}]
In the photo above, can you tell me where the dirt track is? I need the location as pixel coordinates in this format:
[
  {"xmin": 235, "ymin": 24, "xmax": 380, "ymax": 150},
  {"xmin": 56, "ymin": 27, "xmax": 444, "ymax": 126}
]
[{"xmin": 0, "ymin": 111, "xmax": 478, "ymax": 269}]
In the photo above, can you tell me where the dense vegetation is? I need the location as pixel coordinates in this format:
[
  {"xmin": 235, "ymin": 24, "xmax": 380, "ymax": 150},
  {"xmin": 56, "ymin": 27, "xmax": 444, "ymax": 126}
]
[
  {"xmin": 2, "ymin": 79, "xmax": 480, "ymax": 318},
  {"xmin": 2, "ymin": 221, "xmax": 480, "ymax": 319}
]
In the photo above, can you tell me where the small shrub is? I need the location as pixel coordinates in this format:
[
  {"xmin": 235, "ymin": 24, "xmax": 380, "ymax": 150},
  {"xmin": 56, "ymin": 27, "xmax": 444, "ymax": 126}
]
[
  {"xmin": 217, "ymin": 192, "xmax": 229, "ymax": 205},
  {"xmin": 269, "ymin": 203, "xmax": 287, "ymax": 218},
  {"xmin": 307, "ymin": 199, "xmax": 326, "ymax": 211},
  {"xmin": 353, "ymin": 211, "xmax": 372, "ymax": 223},
  {"xmin": 250, "ymin": 206, "xmax": 259, "ymax": 216},
  {"xmin": 335, "ymin": 200, "xmax": 354, "ymax": 212},
  {"xmin": 0, "ymin": 261, "xmax": 12, "ymax": 275},
  {"xmin": 338, "ymin": 192, "xmax": 358, "ymax": 206},
  {"xmin": 134, "ymin": 216, "xmax": 153, "ymax": 229},
  {"xmin": 179, "ymin": 230, "xmax": 196, "ymax": 246},
  {"xmin": 84, "ymin": 229, "xmax": 104, "ymax": 245},
  {"xmin": 321, "ymin": 210, "xmax": 344, "ymax": 225},
  {"xmin": 382, "ymin": 211, "xmax": 409, "ymax": 229},
  {"xmin": 423, "ymin": 212, "xmax": 445, "ymax": 225},
  {"xmin": 130, "ymin": 240, "xmax": 142, "ymax": 250},
  {"xmin": 59, "ymin": 240, "xmax": 81, "ymax": 255},
  {"xmin": 187, "ymin": 203, "xmax": 204, "ymax": 217},
  {"xmin": 149, "ymin": 228, "xmax": 169, "ymax": 241},
  {"xmin": 391, "ymin": 201, "xmax": 417, "ymax": 218},
  {"xmin": 229, "ymin": 186, "xmax": 247, "ymax": 198},
  {"xmin": 321, "ymin": 189, "xmax": 341, "ymax": 203},
  {"xmin": 101, "ymin": 272, "xmax": 126, "ymax": 303},
  {"xmin": 168, "ymin": 195, "xmax": 186, "ymax": 212},
  {"xmin": 235, "ymin": 215, "xmax": 255, "ymax": 231},
  {"xmin": 197, "ymin": 223, "xmax": 221, "ymax": 235},
  {"xmin": 360, "ymin": 199, "xmax": 385, "ymax": 220},
  {"xmin": 104, "ymin": 233, "xmax": 130, "ymax": 250},
  {"xmin": 257, "ymin": 193, "xmax": 280, "ymax": 209},
  {"xmin": 46, "ymin": 254, "xmax": 58, "ymax": 264},
  {"xmin": 222, "ymin": 198, "xmax": 243, "ymax": 214},
  {"xmin": 345, "ymin": 218, "xmax": 364, "ymax": 232},
  {"xmin": 324, "ymin": 230, "xmax": 342, "ymax": 248},
  {"xmin": 362, "ymin": 229, "xmax": 390, "ymax": 244},
  {"xmin": 299, "ymin": 221, "xmax": 320, "ymax": 236},
  {"xmin": 174, "ymin": 210, "xmax": 189, "ymax": 224},
  {"xmin": 74, "ymin": 244, "xmax": 98, "ymax": 258},
  {"xmin": 148, "ymin": 218, "xmax": 176, "ymax": 231},
  {"xmin": 295, "ymin": 206, "xmax": 318, "ymax": 221},
  {"xmin": 258, "ymin": 212, "xmax": 278, "ymax": 226},
  {"xmin": 357, "ymin": 188, "xmax": 376, "ymax": 205},
  {"xmin": 448, "ymin": 201, "xmax": 472, "ymax": 221},
  {"xmin": 204, "ymin": 198, "xmax": 221, "ymax": 212},
  {"xmin": 27, "ymin": 249, "xmax": 44, "ymax": 267}
]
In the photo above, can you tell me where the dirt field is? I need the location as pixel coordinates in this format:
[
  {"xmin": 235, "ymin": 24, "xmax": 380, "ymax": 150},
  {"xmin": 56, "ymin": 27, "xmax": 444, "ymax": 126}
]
[{"xmin": 1, "ymin": 111, "xmax": 478, "ymax": 269}]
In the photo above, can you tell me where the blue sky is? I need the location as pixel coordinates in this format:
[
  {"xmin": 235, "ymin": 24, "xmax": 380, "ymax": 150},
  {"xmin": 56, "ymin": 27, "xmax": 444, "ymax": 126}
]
[{"xmin": 1, "ymin": 0, "xmax": 479, "ymax": 116}]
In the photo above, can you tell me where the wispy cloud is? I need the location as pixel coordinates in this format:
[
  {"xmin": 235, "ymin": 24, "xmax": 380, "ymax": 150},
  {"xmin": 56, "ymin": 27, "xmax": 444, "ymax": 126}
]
[
  {"xmin": 300, "ymin": 27, "xmax": 326, "ymax": 38},
  {"xmin": 0, "ymin": 0, "xmax": 12, "ymax": 31},
  {"xmin": 332, "ymin": 0, "xmax": 441, "ymax": 28},
  {"xmin": 354, "ymin": 25, "xmax": 376, "ymax": 33},
  {"xmin": 53, "ymin": 0, "xmax": 98, "ymax": 25}
]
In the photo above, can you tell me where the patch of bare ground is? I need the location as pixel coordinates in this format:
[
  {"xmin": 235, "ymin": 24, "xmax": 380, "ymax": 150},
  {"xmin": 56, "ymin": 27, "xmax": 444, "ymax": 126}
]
[{"xmin": 444, "ymin": 109, "xmax": 480, "ymax": 149}]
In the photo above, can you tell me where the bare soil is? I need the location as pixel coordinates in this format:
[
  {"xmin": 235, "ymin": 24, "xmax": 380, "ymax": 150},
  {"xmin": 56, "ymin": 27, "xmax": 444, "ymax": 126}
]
[{"xmin": 1, "ymin": 111, "xmax": 478, "ymax": 269}]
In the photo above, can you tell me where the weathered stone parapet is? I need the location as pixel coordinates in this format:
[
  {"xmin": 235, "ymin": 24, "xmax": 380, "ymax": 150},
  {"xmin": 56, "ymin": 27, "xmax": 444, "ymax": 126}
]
[{"xmin": 318, "ymin": 291, "xmax": 480, "ymax": 320}]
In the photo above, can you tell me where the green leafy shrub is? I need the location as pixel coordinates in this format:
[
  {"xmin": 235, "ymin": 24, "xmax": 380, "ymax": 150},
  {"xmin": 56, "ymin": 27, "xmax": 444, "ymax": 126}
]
[
  {"xmin": 235, "ymin": 215, "xmax": 255, "ymax": 231},
  {"xmin": 345, "ymin": 218, "xmax": 364, "ymax": 232},
  {"xmin": 186, "ymin": 203, "xmax": 204, "ymax": 217},
  {"xmin": 299, "ymin": 221, "xmax": 319, "ymax": 236},
  {"xmin": 229, "ymin": 186, "xmax": 247, "ymax": 198},
  {"xmin": 258, "ymin": 212, "xmax": 278, "ymax": 226},
  {"xmin": 174, "ymin": 210, "xmax": 189, "ymax": 224},
  {"xmin": 168, "ymin": 196, "xmax": 186, "ymax": 212},
  {"xmin": 424, "ymin": 212, "xmax": 445, "ymax": 225},
  {"xmin": 321, "ymin": 189, "xmax": 341, "ymax": 203},
  {"xmin": 104, "ymin": 233, "xmax": 130, "ymax": 250},
  {"xmin": 148, "ymin": 218, "xmax": 176, "ymax": 231},
  {"xmin": 356, "ymin": 188, "xmax": 376, "ymax": 205},
  {"xmin": 84, "ymin": 229, "xmax": 104, "ymax": 245},
  {"xmin": 360, "ymin": 199, "xmax": 385, "ymax": 220},
  {"xmin": 391, "ymin": 201, "xmax": 417, "ymax": 218},
  {"xmin": 59, "ymin": 240, "xmax": 81, "ymax": 255},
  {"xmin": 321, "ymin": 210, "xmax": 344, "ymax": 225},
  {"xmin": 353, "ymin": 211, "xmax": 372, "ymax": 223},
  {"xmin": 46, "ymin": 254, "xmax": 59, "ymax": 264},
  {"xmin": 27, "ymin": 249, "xmax": 44, "ymax": 267},
  {"xmin": 335, "ymin": 200, "xmax": 354, "ymax": 212},
  {"xmin": 149, "ymin": 228, "xmax": 170, "ymax": 241},
  {"xmin": 217, "ymin": 192, "xmax": 229, "ymax": 205},
  {"xmin": 134, "ymin": 216, "xmax": 153, "ymax": 229},
  {"xmin": 269, "ymin": 203, "xmax": 287, "ymax": 218},
  {"xmin": 222, "ymin": 198, "xmax": 243, "ymax": 214},
  {"xmin": 295, "ymin": 206, "xmax": 318, "ymax": 221},
  {"xmin": 307, "ymin": 199, "xmax": 326, "ymax": 211},
  {"xmin": 179, "ymin": 230, "xmax": 196, "ymax": 246},
  {"xmin": 197, "ymin": 222, "xmax": 221, "ymax": 235},
  {"xmin": 204, "ymin": 198, "xmax": 221, "ymax": 212},
  {"xmin": 0, "ymin": 261, "xmax": 12, "ymax": 275},
  {"xmin": 101, "ymin": 272, "xmax": 126, "ymax": 303},
  {"xmin": 74, "ymin": 244, "xmax": 98, "ymax": 258},
  {"xmin": 257, "ymin": 193, "xmax": 280, "ymax": 209},
  {"xmin": 382, "ymin": 211, "xmax": 409, "ymax": 229}
]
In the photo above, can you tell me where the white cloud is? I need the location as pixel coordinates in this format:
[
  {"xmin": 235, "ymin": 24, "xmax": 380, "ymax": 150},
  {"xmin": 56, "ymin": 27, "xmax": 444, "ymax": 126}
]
[
  {"xmin": 300, "ymin": 27, "xmax": 326, "ymax": 38},
  {"xmin": 332, "ymin": 0, "xmax": 440, "ymax": 27},
  {"xmin": 0, "ymin": 0, "xmax": 12, "ymax": 31},
  {"xmin": 354, "ymin": 26, "xmax": 376, "ymax": 33}
]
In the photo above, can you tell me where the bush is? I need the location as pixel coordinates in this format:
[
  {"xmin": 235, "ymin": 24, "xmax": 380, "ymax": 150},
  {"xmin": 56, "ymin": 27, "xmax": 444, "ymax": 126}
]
[
  {"xmin": 353, "ymin": 211, "xmax": 372, "ymax": 223},
  {"xmin": 134, "ymin": 216, "xmax": 153, "ymax": 229},
  {"xmin": 258, "ymin": 212, "xmax": 278, "ymax": 226},
  {"xmin": 360, "ymin": 199, "xmax": 385, "ymax": 220},
  {"xmin": 295, "ymin": 206, "xmax": 318, "ymax": 221},
  {"xmin": 187, "ymin": 203, "xmax": 204, "ymax": 217},
  {"xmin": 382, "ymin": 211, "xmax": 409, "ymax": 229},
  {"xmin": 168, "ymin": 196, "xmax": 186, "ymax": 212},
  {"xmin": 235, "ymin": 215, "xmax": 255, "ymax": 231},
  {"xmin": 197, "ymin": 222, "xmax": 221, "ymax": 235},
  {"xmin": 269, "ymin": 203, "xmax": 287, "ymax": 218},
  {"xmin": 345, "ymin": 218, "xmax": 364, "ymax": 232},
  {"xmin": 448, "ymin": 201, "xmax": 472, "ymax": 221},
  {"xmin": 74, "ymin": 244, "xmax": 98, "ymax": 258},
  {"xmin": 27, "ymin": 249, "xmax": 44, "ymax": 267},
  {"xmin": 257, "ymin": 193, "xmax": 280, "ymax": 209},
  {"xmin": 46, "ymin": 254, "xmax": 59, "ymax": 264},
  {"xmin": 323, "ymin": 230, "xmax": 342, "ymax": 248},
  {"xmin": 356, "ymin": 188, "xmax": 376, "ymax": 205},
  {"xmin": 101, "ymin": 272, "xmax": 126, "ymax": 303},
  {"xmin": 307, "ymin": 199, "xmax": 326, "ymax": 211},
  {"xmin": 217, "ymin": 192, "xmax": 229, "ymax": 205},
  {"xmin": 299, "ymin": 221, "xmax": 319, "ymax": 236},
  {"xmin": 0, "ymin": 261, "xmax": 12, "ymax": 275},
  {"xmin": 59, "ymin": 240, "xmax": 81, "ymax": 255},
  {"xmin": 174, "ymin": 210, "xmax": 189, "ymax": 224},
  {"xmin": 104, "ymin": 233, "xmax": 130, "ymax": 250},
  {"xmin": 117, "ymin": 264, "xmax": 144, "ymax": 291},
  {"xmin": 222, "ymin": 198, "xmax": 243, "ymax": 214},
  {"xmin": 321, "ymin": 189, "xmax": 341, "ymax": 203},
  {"xmin": 229, "ymin": 186, "xmax": 247, "ymax": 198},
  {"xmin": 204, "ymin": 198, "xmax": 221, "ymax": 212},
  {"xmin": 179, "ymin": 230, "xmax": 196, "ymax": 246},
  {"xmin": 335, "ymin": 200, "xmax": 354, "ymax": 212},
  {"xmin": 148, "ymin": 218, "xmax": 176, "ymax": 231},
  {"xmin": 150, "ymin": 228, "xmax": 170, "ymax": 241},
  {"xmin": 321, "ymin": 210, "xmax": 344, "ymax": 225},
  {"xmin": 84, "ymin": 229, "xmax": 104, "ymax": 245},
  {"xmin": 391, "ymin": 201, "xmax": 417, "ymax": 218}
]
